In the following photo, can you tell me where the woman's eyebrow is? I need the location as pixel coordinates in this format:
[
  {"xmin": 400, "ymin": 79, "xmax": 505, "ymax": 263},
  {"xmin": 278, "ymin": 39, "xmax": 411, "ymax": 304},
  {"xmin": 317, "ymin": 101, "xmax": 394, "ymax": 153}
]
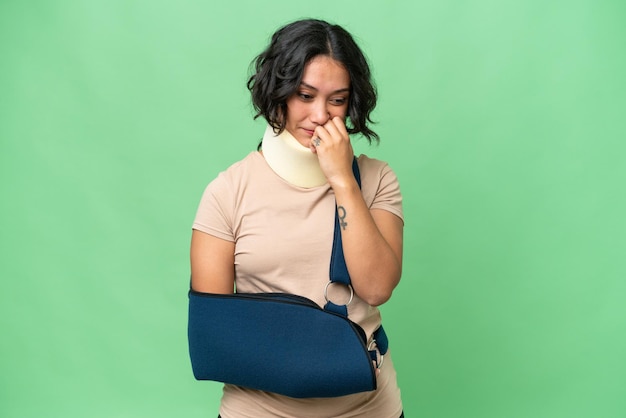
[{"xmin": 300, "ymin": 82, "xmax": 350, "ymax": 94}]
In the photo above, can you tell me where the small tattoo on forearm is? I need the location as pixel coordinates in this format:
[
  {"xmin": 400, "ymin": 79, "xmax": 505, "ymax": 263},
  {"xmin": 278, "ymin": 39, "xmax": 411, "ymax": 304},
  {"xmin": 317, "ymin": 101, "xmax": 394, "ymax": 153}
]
[{"xmin": 338, "ymin": 206, "xmax": 348, "ymax": 230}]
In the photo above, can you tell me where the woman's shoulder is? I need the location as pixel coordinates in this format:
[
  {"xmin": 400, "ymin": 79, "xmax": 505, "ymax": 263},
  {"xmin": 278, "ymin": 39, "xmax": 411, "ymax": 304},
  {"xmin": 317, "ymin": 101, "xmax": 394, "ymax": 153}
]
[
  {"xmin": 355, "ymin": 154, "xmax": 399, "ymax": 182},
  {"xmin": 208, "ymin": 151, "xmax": 262, "ymax": 183},
  {"xmin": 220, "ymin": 151, "xmax": 262, "ymax": 175},
  {"xmin": 356, "ymin": 154, "xmax": 403, "ymax": 217},
  {"xmin": 198, "ymin": 152, "xmax": 262, "ymax": 203}
]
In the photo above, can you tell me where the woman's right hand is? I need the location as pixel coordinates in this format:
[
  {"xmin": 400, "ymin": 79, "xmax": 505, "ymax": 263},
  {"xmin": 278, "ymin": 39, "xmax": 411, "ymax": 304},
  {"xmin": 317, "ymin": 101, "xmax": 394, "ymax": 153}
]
[{"xmin": 309, "ymin": 116, "xmax": 355, "ymax": 190}]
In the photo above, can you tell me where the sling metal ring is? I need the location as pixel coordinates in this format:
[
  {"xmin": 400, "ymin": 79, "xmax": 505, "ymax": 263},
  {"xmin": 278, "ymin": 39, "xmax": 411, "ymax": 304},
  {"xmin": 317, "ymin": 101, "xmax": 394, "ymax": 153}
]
[
  {"xmin": 324, "ymin": 282, "xmax": 354, "ymax": 306},
  {"xmin": 369, "ymin": 339, "xmax": 385, "ymax": 369}
]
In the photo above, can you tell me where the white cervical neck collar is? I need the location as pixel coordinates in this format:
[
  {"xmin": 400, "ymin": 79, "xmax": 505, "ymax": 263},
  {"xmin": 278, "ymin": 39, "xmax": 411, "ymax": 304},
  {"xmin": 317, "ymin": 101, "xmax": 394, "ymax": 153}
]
[{"xmin": 261, "ymin": 125, "xmax": 327, "ymax": 188}]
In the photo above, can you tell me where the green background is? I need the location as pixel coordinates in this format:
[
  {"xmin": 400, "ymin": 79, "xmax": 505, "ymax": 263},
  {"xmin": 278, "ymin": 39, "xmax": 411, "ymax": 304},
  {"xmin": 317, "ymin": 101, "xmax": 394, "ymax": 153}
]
[{"xmin": 1, "ymin": 0, "xmax": 624, "ymax": 417}]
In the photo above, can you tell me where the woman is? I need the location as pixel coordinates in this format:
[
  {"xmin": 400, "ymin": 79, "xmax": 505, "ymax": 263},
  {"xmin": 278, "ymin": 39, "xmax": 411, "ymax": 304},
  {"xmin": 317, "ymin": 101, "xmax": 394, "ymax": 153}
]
[{"xmin": 191, "ymin": 19, "xmax": 404, "ymax": 417}]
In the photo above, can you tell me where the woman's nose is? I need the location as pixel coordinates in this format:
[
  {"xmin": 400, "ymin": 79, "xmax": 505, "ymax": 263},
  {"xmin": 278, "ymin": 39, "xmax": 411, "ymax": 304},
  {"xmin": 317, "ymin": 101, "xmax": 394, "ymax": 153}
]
[{"xmin": 310, "ymin": 101, "xmax": 330, "ymax": 124}]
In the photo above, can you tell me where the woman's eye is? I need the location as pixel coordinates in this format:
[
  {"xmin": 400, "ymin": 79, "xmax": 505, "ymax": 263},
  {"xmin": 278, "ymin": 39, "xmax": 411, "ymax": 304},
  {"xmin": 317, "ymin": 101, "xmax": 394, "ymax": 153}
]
[
  {"xmin": 298, "ymin": 93, "xmax": 313, "ymax": 100},
  {"xmin": 331, "ymin": 97, "xmax": 347, "ymax": 105}
]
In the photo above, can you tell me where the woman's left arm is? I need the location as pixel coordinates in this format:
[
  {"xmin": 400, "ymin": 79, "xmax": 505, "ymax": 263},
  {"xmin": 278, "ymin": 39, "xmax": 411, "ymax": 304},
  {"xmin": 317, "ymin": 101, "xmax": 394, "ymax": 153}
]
[
  {"xmin": 332, "ymin": 185, "xmax": 403, "ymax": 306},
  {"xmin": 313, "ymin": 117, "xmax": 403, "ymax": 306}
]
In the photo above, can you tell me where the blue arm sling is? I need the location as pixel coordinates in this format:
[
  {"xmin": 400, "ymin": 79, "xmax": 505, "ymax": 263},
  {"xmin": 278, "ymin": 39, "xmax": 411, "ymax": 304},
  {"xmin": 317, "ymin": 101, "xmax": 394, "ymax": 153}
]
[{"xmin": 188, "ymin": 158, "xmax": 388, "ymax": 398}]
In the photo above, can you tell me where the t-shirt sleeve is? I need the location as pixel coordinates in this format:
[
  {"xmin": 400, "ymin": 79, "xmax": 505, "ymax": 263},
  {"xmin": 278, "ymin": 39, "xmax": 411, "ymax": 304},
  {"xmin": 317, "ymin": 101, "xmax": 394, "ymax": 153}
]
[
  {"xmin": 359, "ymin": 156, "xmax": 404, "ymax": 223},
  {"xmin": 192, "ymin": 171, "xmax": 235, "ymax": 242}
]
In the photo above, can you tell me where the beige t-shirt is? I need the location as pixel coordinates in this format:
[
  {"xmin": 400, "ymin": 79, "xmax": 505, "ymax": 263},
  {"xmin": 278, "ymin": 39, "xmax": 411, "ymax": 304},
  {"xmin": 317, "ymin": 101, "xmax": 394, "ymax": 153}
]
[{"xmin": 193, "ymin": 151, "xmax": 404, "ymax": 418}]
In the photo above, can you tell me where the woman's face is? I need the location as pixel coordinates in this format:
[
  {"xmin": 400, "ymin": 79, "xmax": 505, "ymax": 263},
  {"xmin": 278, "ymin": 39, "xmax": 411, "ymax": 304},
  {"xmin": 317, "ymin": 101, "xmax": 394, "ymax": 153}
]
[{"xmin": 284, "ymin": 55, "xmax": 350, "ymax": 147}]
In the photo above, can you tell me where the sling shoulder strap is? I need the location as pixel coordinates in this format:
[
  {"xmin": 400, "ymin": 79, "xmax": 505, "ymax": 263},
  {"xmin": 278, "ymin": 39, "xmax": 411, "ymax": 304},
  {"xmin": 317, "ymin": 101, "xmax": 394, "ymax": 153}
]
[{"xmin": 323, "ymin": 158, "xmax": 388, "ymax": 360}]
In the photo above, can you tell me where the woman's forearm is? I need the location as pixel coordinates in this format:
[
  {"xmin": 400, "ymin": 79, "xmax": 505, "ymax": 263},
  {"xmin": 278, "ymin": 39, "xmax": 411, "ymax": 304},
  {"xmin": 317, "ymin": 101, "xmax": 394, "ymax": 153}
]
[{"xmin": 332, "ymin": 180, "xmax": 403, "ymax": 306}]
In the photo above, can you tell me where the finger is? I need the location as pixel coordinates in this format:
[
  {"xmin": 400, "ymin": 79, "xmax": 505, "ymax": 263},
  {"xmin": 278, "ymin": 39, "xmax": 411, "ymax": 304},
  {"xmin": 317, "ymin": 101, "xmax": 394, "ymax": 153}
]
[
  {"xmin": 329, "ymin": 116, "xmax": 350, "ymax": 138},
  {"xmin": 309, "ymin": 136, "xmax": 321, "ymax": 153},
  {"xmin": 323, "ymin": 119, "xmax": 342, "ymax": 142},
  {"xmin": 322, "ymin": 118, "xmax": 350, "ymax": 146},
  {"xmin": 313, "ymin": 125, "xmax": 331, "ymax": 142},
  {"xmin": 373, "ymin": 361, "xmax": 381, "ymax": 376}
]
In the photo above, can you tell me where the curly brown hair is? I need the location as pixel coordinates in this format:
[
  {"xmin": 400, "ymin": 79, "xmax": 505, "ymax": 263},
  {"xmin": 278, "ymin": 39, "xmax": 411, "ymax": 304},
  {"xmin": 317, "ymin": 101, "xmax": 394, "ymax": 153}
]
[{"xmin": 247, "ymin": 19, "xmax": 379, "ymax": 143}]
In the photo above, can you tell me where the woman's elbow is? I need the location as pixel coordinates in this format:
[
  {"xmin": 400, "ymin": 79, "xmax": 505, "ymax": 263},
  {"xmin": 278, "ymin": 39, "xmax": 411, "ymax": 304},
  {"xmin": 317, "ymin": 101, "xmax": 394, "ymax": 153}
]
[
  {"xmin": 359, "ymin": 272, "xmax": 401, "ymax": 306},
  {"xmin": 362, "ymin": 290, "xmax": 393, "ymax": 307}
]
